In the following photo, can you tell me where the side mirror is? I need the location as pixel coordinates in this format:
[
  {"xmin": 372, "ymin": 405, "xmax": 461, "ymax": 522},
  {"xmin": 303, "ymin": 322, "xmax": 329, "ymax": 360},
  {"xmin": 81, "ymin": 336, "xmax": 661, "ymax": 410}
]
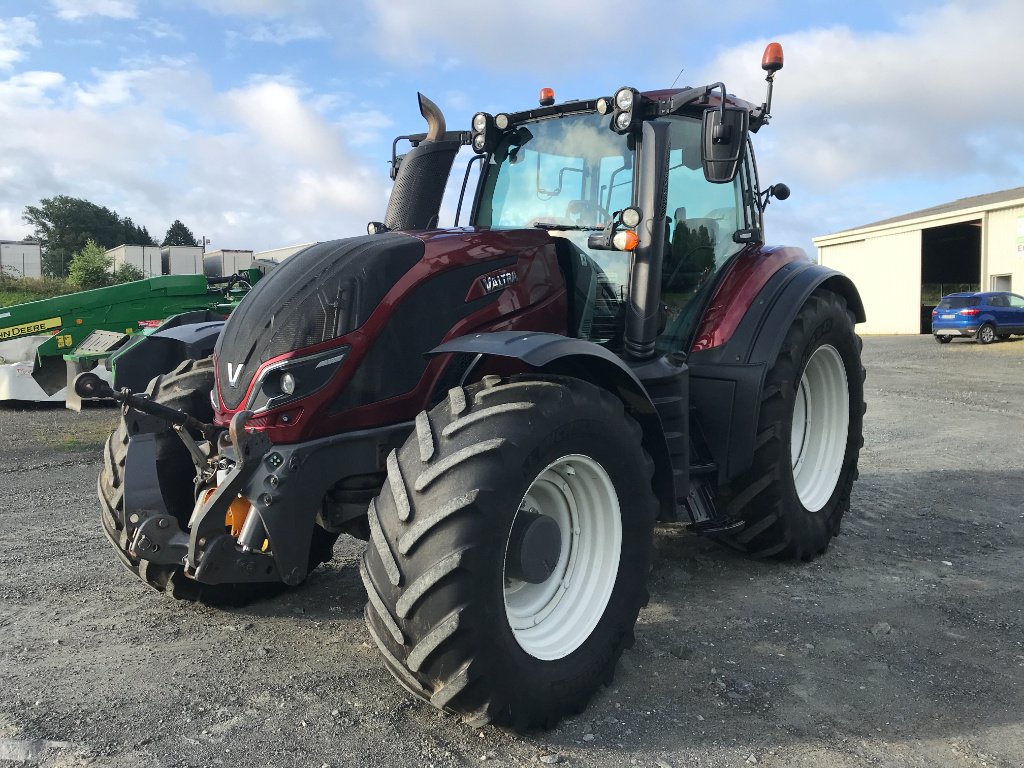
[{"xmin": 701, "ymin": 106, "xmax": 749, "ymax": 183}]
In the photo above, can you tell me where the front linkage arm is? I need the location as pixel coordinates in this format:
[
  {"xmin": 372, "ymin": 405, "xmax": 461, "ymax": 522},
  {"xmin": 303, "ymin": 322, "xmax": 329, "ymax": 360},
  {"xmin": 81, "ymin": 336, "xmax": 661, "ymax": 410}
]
[{"xmin": 74, "ymin": 372, "xmax": 219, "ymax": 441}]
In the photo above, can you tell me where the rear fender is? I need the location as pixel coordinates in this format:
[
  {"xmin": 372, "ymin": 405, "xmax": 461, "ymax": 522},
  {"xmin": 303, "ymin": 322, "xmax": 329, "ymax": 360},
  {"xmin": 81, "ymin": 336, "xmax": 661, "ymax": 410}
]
[
  {"xmin": 430, "ymin": 332, "xmax": 675, "ymax": 519},
  {"xmin": 688, "ymin": 262, "xmax": 865, "ymax": 484}
]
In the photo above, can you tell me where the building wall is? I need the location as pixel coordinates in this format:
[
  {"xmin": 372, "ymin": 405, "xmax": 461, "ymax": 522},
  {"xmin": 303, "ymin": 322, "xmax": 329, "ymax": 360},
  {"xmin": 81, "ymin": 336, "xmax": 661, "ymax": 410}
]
[
  {"xmin": 983, "ymin": 204, "xmax": 1024, "ymax": 293},
  {"xmin": 819, "ymin": 230, "xmax": 922, "ymax": 334},
  {"xmin": 0, "ymin": 242, "xmax": 43, "ymax": 278}
]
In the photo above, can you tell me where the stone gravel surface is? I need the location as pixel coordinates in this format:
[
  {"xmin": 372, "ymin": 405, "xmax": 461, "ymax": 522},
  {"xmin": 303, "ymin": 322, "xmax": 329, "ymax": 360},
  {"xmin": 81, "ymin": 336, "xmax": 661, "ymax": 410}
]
[{"xmin": 0, "ymin": 334, "xmax": 1021, "ymax": 767}]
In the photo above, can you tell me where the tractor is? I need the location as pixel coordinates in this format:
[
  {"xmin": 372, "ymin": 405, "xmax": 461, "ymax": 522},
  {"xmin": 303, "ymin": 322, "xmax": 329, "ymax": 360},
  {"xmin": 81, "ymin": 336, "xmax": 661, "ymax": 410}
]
[{"xmin": 78, "ymin": 43, "xmax": 865, "ymax": 731}]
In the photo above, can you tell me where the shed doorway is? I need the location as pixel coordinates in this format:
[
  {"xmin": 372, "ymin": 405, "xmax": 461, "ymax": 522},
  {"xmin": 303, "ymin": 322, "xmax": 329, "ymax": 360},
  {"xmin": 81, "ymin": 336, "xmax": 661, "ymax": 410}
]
[{"xmin": 920, "ymin": 221, "xmax": 981, "ymax": 333}]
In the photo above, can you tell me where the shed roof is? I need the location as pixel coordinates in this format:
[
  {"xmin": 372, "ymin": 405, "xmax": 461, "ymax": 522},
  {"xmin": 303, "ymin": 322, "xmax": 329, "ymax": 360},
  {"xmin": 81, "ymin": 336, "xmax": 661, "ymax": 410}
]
[{"xmin": 816, "ymin": 186, "xmax": 1024, "ymax": 242}]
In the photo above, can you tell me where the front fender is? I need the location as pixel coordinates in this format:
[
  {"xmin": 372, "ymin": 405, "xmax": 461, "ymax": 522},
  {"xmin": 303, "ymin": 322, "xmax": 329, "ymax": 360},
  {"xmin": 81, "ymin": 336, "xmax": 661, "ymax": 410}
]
[
  {"xmin": 112, "ymin": 311, "xmax": 225, "ymax": 392},
  {"xmin": 430, "ymin": 331, "xmax": 677, "ymax": 519}
]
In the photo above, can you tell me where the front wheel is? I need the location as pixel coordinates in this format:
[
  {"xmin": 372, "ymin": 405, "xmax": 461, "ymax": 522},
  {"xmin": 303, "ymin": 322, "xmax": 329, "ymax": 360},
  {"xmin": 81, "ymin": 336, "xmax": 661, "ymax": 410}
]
[
  {"xmin": 713, "ymin": 289, "xmax": 864, "ymax": 560},
  {"xmin": 361, "ymin": 375, "xmax": 657, "ymax": 731}
]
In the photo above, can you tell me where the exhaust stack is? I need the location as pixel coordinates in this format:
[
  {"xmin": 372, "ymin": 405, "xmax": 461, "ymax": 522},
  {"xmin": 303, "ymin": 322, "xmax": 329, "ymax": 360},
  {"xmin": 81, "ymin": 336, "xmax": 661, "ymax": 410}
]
[{"xmin": 383, "ymin": 93, "xmax": 460, "ymax": 232}]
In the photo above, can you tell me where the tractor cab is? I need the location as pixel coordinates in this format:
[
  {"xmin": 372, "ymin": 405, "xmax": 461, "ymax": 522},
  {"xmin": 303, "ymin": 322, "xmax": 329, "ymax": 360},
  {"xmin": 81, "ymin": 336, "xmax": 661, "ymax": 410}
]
[{"xmin": 466, "ymin": 97, "xmax": 760, "ymax": 357}]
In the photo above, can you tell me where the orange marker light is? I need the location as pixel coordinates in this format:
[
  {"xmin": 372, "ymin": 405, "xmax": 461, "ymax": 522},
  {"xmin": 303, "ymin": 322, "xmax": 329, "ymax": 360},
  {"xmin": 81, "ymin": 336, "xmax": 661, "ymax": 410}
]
[
  {"xmin": 613, "ymin": 230, "xmax": 639, "ymax": 251},
  {"xmin": 762, "ymin": 42, "xmax": 784, "ymax": 73},
  {"xmin": 539, "ymin": 87, "xmax": 555, "ymax": 106}
]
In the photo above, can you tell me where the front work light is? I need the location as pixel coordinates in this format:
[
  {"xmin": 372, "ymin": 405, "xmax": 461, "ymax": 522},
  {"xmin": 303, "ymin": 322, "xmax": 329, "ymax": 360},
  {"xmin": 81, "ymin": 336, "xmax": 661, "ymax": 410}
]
[
  {"xmin": 471, "ymin": 111, "xmax": 497, "ymax": 154},
  {"xmin": 610, "ymin": 86, "xmax": 640, "ymax": 134}
]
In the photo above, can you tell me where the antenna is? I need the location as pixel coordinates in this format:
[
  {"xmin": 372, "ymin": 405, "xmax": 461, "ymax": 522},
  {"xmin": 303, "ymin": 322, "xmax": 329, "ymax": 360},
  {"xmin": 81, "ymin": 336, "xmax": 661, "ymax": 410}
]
[{"xmin": 670, "ymin": 65, "xmax": 685, "ymax": 89}]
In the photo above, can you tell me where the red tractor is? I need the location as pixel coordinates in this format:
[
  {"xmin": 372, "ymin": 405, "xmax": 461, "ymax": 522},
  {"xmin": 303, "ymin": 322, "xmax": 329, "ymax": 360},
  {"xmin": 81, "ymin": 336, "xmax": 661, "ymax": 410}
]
[{"xmin": 79, "ymin": 43, "xmax": 864, "ymax": 731}]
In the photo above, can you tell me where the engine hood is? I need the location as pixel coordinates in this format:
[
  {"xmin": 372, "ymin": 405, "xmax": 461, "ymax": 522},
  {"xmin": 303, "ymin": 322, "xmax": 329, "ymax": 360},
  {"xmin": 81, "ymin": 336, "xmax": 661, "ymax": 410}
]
[{"xmin": 214, "ymin": 233, "xmax": 424, "ymax": 409}]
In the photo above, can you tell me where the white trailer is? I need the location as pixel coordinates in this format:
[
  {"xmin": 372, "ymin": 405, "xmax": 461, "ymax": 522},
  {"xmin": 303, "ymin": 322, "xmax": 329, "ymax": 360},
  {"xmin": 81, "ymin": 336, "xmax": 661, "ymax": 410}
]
[
  {"xmin": 0, "ymin": 240, "xmax": 43, "ymax": 278},
  {"xmin": 161, "ymin": 246, "xmax": 204, "ymax": 275},
  {"xmin": 105, "ymin": 244, "xmax": 162, "ymax": 278},
  {"xmin": 203, "ymin": 249, "xmax": 254, "ymax": 278}
]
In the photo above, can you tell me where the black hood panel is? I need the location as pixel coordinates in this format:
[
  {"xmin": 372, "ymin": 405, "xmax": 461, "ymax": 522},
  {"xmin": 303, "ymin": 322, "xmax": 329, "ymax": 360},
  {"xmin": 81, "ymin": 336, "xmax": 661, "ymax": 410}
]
[{"xmin": 215, "ymin": 233, "xmax": 424, "ymax": 409}]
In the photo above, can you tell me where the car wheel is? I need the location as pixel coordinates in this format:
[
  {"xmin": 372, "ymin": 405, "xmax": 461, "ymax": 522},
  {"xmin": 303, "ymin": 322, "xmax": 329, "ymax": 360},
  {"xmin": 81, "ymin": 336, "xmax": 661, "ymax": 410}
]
[
  {"xmin": 935, "ymin": 335, "xmax": 952, "ymax": 344},
  {"xmin": 977, "ymin": 323, "xmax": 996, "ymax": 344}
]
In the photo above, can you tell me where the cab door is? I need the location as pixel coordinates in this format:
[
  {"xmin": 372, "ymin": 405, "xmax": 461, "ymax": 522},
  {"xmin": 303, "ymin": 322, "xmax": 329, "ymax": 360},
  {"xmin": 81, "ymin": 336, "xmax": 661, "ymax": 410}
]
[{"xmin": 655, "ymin": 117, "xmax": 754, "ymax": 355}]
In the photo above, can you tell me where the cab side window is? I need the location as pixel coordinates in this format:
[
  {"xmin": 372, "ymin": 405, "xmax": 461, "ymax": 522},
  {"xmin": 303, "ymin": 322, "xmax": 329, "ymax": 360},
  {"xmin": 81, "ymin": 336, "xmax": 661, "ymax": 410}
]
[{"xmin": 657, "ymin": 117, "xmax": 747, "ymax": 353}]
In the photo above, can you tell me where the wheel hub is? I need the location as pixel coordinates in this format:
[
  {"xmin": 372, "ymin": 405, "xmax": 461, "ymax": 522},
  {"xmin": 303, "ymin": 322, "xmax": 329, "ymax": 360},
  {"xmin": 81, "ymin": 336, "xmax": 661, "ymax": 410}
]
[{"xmin": 505, "ymin": 510, "xmax": 562, "ymax": 584}]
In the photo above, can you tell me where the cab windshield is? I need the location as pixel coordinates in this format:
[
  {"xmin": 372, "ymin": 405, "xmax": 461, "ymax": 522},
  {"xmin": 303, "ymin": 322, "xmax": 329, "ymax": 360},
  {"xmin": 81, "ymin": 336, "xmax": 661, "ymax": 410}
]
[
  {"xmin": 476, "ymin": 113, "xmax": 635, "ymax": 226},
  {"xmin": 475, "ymin": 113, "xmax": 635, "ymax": 295}
]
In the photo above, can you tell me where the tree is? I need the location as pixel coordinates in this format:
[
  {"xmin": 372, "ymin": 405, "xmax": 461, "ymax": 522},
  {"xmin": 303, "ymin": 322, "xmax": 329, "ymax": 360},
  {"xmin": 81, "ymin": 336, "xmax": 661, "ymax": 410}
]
[
  {"xmin": 162, "ymin": 219, "xmax": 199, "ymax": 247},
  {"xmin": 68, "ymin": 239, "xmax": 114, "ymax": 289},
  {"xmin": 22, "ymin": 196, "xmax": 156, "ymax": 277},
  {"xmin": 24, "ymin": 196, "xmax": 123, "ymax": 277},
  {"xmin": 114, "ymin": 262, "xmax": 145, "ymax": 283},
  {"xmin": 121, "ymin": 217, "xmax": 158, "ymax": 246}
]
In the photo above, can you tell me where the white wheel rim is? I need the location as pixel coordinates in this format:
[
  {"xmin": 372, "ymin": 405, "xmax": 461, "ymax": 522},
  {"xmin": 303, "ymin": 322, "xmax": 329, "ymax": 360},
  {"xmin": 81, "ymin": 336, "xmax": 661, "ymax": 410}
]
[
  {"xmin": 790, "ymin": 344, "xmax": 849, "ymax": 512},
  {"xmin": 503, "ymin": 454, "xmax": 621, "ymax": 661}
]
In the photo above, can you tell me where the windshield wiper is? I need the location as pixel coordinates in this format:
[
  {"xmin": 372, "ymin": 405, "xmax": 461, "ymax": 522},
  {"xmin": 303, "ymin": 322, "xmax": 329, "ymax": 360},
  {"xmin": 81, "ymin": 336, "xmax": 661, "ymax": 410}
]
[{"xmin": 532, "ymin": 223, "xmax": 604, "ymax": 231}]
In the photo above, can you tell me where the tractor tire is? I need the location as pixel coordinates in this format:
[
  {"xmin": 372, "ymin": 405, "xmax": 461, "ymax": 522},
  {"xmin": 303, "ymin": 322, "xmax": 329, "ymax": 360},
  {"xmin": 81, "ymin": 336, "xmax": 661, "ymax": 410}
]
[
  {"xmin": 98, "ymin": 357, "xmax": 337, "ymax": 605},
  {"xmin": 977, "ymin": 323, "xmax": 996, "ymax": 344},
  {"xmin": 713, "ymin": 289, "xmax": 864, "ymax": 560},
  {"xmin": 361, "ymin": 375, "xmax": 657, "ymax": 731}
]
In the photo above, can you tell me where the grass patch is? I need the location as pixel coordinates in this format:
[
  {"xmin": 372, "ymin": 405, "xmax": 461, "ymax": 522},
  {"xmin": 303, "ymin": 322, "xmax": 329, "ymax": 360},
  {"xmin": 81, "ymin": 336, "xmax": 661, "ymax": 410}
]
[{"xmin": 0, "ymin": 276, "xmax": 75, "ymax": 308}]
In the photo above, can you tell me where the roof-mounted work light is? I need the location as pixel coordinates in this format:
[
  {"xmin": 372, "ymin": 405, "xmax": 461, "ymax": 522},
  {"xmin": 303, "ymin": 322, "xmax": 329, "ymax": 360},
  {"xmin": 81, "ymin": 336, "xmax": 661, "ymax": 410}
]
[
  {"xmin": 471, "ymin": 111, "xmax": 497, "ymax": 154},
  {"xmin": 609, "ymin": 86, "xmax": 640, "ymax": 134}
]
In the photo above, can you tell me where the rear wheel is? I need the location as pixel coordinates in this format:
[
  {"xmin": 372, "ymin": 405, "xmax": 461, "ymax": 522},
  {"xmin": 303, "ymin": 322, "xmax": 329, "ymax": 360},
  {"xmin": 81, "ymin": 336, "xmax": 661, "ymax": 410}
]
[
  {"xmin": 714, "ymin": 289, "xmax": 864, "ymax": 560},
  {"xmin": 361, "ymin": 375, "xmax": 657, "ymax": 730},
  {"xmin": 935, "ymin": 335, "xmax": 952, "ymax": 344},
  {"xmin": 98, "ymin": 358, "xmax": 336, "ymax": 605},
  {"xmin": 977, "ymin": 323, "xmax": 996, "ymax": 344}
]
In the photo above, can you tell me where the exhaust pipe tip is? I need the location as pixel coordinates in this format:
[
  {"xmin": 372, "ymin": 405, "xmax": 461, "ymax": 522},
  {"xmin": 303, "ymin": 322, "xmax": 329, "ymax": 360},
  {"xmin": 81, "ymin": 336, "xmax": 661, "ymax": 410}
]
[{"xmin": 417, "ymin": 92, "xmax": 446, "ymax": 142}]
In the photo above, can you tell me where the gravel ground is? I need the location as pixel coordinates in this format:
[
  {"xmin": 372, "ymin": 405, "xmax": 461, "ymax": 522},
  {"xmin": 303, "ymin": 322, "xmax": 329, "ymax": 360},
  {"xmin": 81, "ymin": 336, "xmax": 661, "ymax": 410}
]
[{"xmin": 0, "ymin": 335, "xmax": 1022, "ymax": 768}]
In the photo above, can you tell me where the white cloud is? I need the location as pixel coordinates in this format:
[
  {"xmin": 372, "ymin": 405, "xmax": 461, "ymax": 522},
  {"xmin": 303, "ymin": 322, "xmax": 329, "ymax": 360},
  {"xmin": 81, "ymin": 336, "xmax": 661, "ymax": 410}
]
[
  {"xmin": 0, "ymin": 17, "xmax": 39, "ymax": 70},
  {"xmin": 139, "ymin": 19, "xmax": 184, "ymax": 40},
  {"xmin": 247, "ymin": 21, "xmax": 327, "ymax": 44},
  {"xmin": 362, "ymin": 0, "xmax": 748, "ymax": 71},
  {"xmin": 73, "ymin": 68, "xmax": 140, "ymax": 107},
  {"xmin": 194, "ymin": 0, "xmax": 317, "ymax": 15},
  {"xmin": 0, "ymin": 71, "xmax": 65, "ymax": 106},
  {"xmin": 0, "ymin": 63, "xmax": 388, "ymax": 250},
  {"xmin": 50, "ymin": 0, "xmax": 137, "ymax": 21},
  {"xmin": 694, "ymin": 1, "xmax": 1024, "ymax": 193}
]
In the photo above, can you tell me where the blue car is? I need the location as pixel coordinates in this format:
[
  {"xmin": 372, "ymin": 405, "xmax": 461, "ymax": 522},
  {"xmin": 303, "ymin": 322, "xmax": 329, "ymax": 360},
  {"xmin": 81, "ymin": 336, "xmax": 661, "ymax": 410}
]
[{"xmin": 931, "ymin": 291, "xmax": 1024, "ymax": 344}]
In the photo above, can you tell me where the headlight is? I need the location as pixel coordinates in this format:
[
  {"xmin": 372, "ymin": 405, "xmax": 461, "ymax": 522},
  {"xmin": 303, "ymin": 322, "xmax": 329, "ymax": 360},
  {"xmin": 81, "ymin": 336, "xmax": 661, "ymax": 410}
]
[
  {"xmin": 615, "ymin": 88, "xmax": 634, "ymax": 110},
  {"xmin": 472, "ymin": 112, "xmax": 488, "ymax": 132},
  {"xmin": 246, "ymin": 346, "xmax": 350, "ymax": 413},
  {"xmin": 615, "ymin": 112, "xmax": 632, "ymax": 130}
]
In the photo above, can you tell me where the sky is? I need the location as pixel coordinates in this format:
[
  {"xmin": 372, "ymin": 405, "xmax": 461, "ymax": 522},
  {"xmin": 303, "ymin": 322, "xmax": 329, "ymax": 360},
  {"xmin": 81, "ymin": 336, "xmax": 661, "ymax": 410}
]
[{"xmin": 1, "ymin": 0, "xmax": 1022, "ymax": 257}]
